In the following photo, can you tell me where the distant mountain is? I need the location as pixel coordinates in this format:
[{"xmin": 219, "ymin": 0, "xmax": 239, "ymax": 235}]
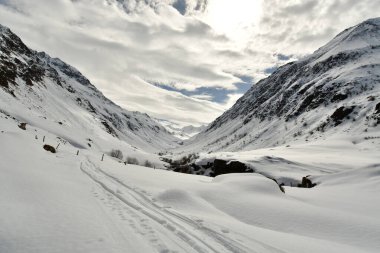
[
  {"xmin": 0, "ymin": 24, "xmax": 179, "ymax": 153},
  {"xmin": 180, "ymin": 18, "xmax": 380, "ymax": 153},
  {"xmin": 154, "ymin": 118, "xmax": 206, "ymax": 140}
]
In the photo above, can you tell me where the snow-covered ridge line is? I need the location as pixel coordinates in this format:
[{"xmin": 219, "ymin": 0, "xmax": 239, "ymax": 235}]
[
  {"xmin": 178, "ymin": 17, "xmax": 380, "ymax": 154},
  {"xmin": 0, "ymin": 23, "xmax": 180, "ymax": 153}
]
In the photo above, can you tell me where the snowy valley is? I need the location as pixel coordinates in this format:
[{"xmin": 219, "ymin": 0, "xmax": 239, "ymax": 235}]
[{"xmin": 1, "ymin": 18, "xmax": 380, "ymax": 253}]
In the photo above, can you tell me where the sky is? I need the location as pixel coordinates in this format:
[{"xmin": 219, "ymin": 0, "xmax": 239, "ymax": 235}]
[{"xmin": 0, "ymin": 0, "xmax": 379, "ymax": 127}]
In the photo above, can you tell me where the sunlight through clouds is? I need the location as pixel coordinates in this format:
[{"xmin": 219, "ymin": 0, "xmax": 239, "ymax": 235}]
[{"xmin": 203, "ymin": 0, "xmax": 263, "ymax": 43}]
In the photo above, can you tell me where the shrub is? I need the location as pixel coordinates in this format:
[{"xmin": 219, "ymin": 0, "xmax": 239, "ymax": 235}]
[
  {"xmin": 126, "ymin": 157, "xmax": 139, "ymax": 165},
  {"xmin": 144, "ymin": 160, "xmax": 154, "ymax": 168},
  {"xmin": 110, "ymin": 149, "xmax": 123, "ymax": 160}
]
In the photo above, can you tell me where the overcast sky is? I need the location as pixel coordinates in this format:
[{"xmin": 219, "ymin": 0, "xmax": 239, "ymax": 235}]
[{"xmin": 0, "ymin": 0, "xmax": 379, "ymax": 126}]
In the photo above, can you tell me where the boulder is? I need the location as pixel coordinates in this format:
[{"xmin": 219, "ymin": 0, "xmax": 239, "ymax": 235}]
[
  {"xmin": 298, "ymin": 176, "xmax": 316, "ymax": 188},
  {"xmin": 43, "ymin": 144, "xmax": 56, "ymax": 153},
  {"xmin": 213, "ymin": 159, "xmax": 253, "ymax": 176},
  {"xmin": 18, "ymin": 122, "xmax": 26, "ymax": 130}
]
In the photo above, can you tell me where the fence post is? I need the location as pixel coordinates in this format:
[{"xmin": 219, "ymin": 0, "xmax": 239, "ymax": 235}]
[{"xmin": 101, "ymin": 154, "xmax": 104, "ymax": 161}]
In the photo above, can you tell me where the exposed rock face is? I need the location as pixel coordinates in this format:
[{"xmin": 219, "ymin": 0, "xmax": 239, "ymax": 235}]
[
  {"xmin": 298, "ymin": 176, "xmax": 317, "ymax": 188},
  {"xmin": 330, "ymin": 106, "xmax": 356, "ymax": 126},
  {"xmin": 213, "ymin": 159, "xmax": 254, "ymax": 176}
]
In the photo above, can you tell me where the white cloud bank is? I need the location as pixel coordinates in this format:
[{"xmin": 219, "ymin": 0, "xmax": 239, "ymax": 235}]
[{"xmin": 0, "ymin": 0, "xmax": 379, "ymax": 126}]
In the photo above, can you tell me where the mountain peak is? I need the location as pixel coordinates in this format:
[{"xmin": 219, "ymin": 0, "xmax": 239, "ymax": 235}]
[{"xmin": 312, "ymin": 17, "xmax": 380, "ymax": 61}]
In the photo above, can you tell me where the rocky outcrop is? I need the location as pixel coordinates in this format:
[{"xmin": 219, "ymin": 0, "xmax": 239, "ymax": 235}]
[{"xmin": 213, "ymin": 159, "xmax": 254, "ymax": 176}]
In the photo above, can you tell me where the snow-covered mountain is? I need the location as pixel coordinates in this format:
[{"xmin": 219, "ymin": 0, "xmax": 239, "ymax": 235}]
[
  {"xmin": 180, "ymin": 18, "xmax": 380, "ymax": 153},
  {"xmin": 154, "ymin": 118, "xmax": 206, "ymax": 140},
  {"xmin": 0, "ymin": 24, "xmax": 179, "ymax": 153}
]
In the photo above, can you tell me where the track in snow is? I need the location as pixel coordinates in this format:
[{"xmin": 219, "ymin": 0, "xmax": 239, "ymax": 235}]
[{"xmin": 79, "ymin": 160, "xmax": 279, "ymax": 253}]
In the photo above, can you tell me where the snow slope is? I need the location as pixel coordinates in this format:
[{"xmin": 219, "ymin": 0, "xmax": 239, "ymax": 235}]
[
  {"xmin": 0, "ymin": 24, "xmax": 179, "ymax": 154},
  {"xmin": 180, "ymin": 18, "xmax": 380, "ymax": 153},
  {"xmin": 1, "ymin": 115, "xmax": 380, "ymax": 253}
]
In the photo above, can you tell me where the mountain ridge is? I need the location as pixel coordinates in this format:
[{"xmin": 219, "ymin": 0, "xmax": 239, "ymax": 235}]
[
  {"xmin": 0, "ymin": 24, "xmax": 179, "ymax": 153},
  {"xmin": 177, "ymin": 17, "xmax": 380, "ymax": 153}
]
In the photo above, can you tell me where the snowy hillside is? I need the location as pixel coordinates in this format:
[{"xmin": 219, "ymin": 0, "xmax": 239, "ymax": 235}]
[
  {"xmin": 0, "ymin": 24, "xmax": 179, "ymax": 154},
  {"xmin": 180, "ymin": 18, "xmax": 380, "ymax": 153},
  {"xmin": 1, "ymin": 114, "xmax": 380, "ymax": 253}
]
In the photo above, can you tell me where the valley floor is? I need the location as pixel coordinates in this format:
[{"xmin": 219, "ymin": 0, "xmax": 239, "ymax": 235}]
[{"xmin": 1, "ymin": 119, "xmax": 380, "ymax": 253}]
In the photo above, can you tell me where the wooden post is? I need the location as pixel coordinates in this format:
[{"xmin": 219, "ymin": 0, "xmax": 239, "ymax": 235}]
[
  {"xmin": 35, "ymin": 135, "xmax": 38, "ymax": 140},
  {"xmin": 43, "ymin": 136, "xmax": 45, "ymax": 142},
  {"xmin": 101, "ymin": 154, "xmax": 104, "ymax": 161},
  {"xmin": 76, "ymin": 150, "xmax": 79, "ymax": 156}
]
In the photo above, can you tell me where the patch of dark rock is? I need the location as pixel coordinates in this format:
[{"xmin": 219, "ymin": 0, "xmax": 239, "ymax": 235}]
[
  {"xmin": 21, "ymin": 64, "xmax": 45, "ymax": 86},
  {"xmin": 173, "ymin": 164, "xmax": 193, "ymax": 174},
  {"xmin": 66, "ymin": 85, "xmax": 75, "ymax": 93},
  {"xmin": 331, "ymin": 106, "xmax": 355, "ymax": 126},
  {"xmin": 85, "ymin": 99, "xmax": 97, "ymax": 113},
  {"xmin": 43, "ymin": 144, "xmax": 56, "ymax": 153},
  {"xmin": 367, "ymin": 96, "xmax": 375, "ymax": 101},
  {"xmin": 331, "ymin": 93, "xmax": 348, "ymax": 102},
  {"xmin": 213, "ymin": 159, "xmax": 254, "ymax": 176},
  {"xmin": 18, "ymin": 122, "xmax": 26, "ymax": 130},
  {"xmin": 101, "ymin": 121, "xmax": 118, "ymax": 137},
  {"xmin": 0, "ymin": 60, "xmax": 17, "ymax": 88},
  {"xmin": 298, "ymin": 176, "xmax": 316, "ymax": 188},
  {"xmin": 272, "ymin": 178, "xmax": 285, "ymax": 193},
  {"xmin": 375, "ymin": 102, "xmax": 380, "ymax": 114}
]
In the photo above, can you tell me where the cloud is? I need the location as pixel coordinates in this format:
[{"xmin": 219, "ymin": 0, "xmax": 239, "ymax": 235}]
[
  {"xmin": 252, "ymin": 0, "xmax": 380, "ymax": 57},
  {"xmin": 104, "ymin": 0, "xmax": 209, "ymax": 15},
  {"xmin": 0, "ymin": 0, "xmax": 378, "ymax": 127}
]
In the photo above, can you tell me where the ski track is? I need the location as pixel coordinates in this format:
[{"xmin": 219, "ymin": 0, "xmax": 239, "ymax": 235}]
[{"xmin": 79, "ymin": 159, "xmax": 285, "ymax": 253}]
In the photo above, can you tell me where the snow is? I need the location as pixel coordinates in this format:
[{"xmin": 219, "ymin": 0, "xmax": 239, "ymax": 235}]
[
  {"xmin": 1, "ymin": 114, "xmax": 380, "ymax": 253},
  {"xmin": 1, "ymin": 19, "xmax": 380, "ymax": 253}
]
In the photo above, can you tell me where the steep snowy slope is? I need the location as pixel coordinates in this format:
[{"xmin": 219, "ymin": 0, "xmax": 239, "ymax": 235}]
[
  {"xmin": 181, "ymin": 18, "xmax": 380, "ymax": 153},
  {"xmin": 0, "ymin": 24, "xmax": 179, "ymax": 153}
]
